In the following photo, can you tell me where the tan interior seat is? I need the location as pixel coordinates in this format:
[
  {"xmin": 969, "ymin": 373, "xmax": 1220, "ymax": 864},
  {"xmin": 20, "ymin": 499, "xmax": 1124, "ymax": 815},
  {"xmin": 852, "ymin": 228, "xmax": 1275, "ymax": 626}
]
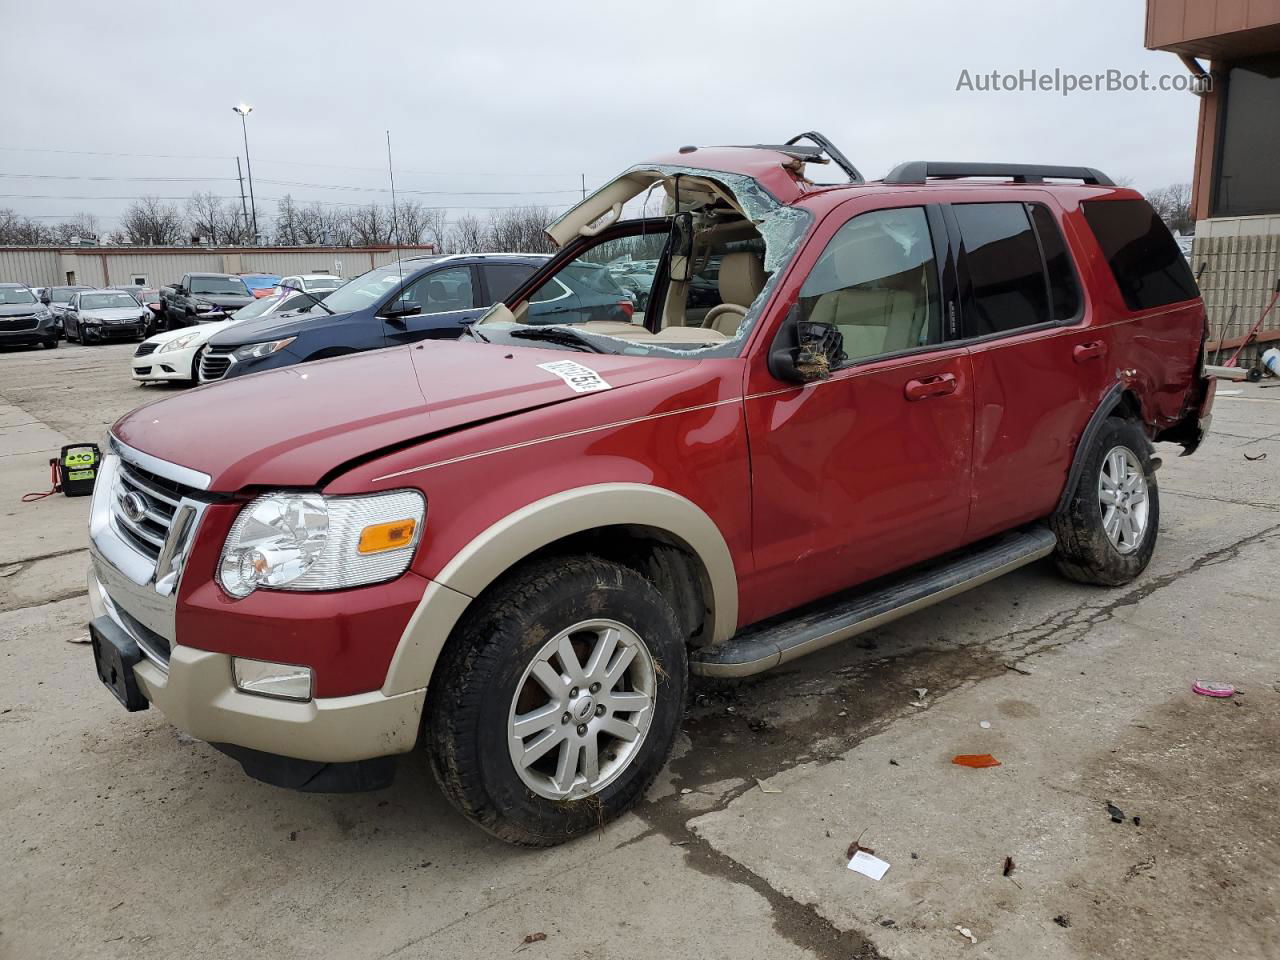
[
  {"xmin": 702, "ymin": 252, "xmax": 766, "ymax": 335},
  {"xmin": 806, "ymin": 229, "xmax": 928, "ymax": 359},
  {"xmin": 810, "ymin": 288, "xmax": 917, "ymax": 358}
]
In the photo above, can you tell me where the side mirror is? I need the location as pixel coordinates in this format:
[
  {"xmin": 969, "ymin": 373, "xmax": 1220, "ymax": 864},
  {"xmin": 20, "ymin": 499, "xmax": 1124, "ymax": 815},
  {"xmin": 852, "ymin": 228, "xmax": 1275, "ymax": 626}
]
[
  {"xmin": 174, "ymin": 286, "xmax": 186, "ymax": 296},
  {"xmin": 768, "ymin": 304, "xmax": 845, "ymax": 383},
  {"xmin": 382, "ymin": 300, "xmax": 422, "ymax": 319},
  {"xmin": 39, "ymin": 294, "xmax": 51, "ymax": 305}
]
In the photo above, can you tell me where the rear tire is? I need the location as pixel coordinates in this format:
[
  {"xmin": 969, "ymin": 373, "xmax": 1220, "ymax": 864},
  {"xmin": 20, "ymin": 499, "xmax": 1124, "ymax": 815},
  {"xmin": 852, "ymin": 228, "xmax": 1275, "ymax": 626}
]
[
  {"xmin": 427, "ymin": 555, "xmax": 687, "ymax": 847},
  {"xmin": 1051, "ymin": 417, "xmax": 1159, "ymax": 586}
]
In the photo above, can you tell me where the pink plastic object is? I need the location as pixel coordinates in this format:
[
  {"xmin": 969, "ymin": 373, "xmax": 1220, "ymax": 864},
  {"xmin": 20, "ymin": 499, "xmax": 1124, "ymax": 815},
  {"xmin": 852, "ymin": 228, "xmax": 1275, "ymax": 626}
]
[{"xmin": 1192, "ymin": 680, "xmax": 1235, "ymax": 698}]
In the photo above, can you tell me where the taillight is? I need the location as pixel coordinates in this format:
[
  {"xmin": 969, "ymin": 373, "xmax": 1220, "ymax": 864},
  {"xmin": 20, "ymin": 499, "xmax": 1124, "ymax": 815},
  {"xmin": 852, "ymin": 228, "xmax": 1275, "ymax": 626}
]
[{"xmin": 617, "ymin": 299, "xmax": 634, "ymax": 320}]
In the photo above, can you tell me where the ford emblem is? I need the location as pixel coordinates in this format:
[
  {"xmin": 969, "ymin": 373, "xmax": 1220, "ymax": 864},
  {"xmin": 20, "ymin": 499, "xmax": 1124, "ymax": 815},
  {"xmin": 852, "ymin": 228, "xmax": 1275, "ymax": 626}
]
[{"xmin": 120, "ymin": 491, "xmax": 148, "ymax": 524}]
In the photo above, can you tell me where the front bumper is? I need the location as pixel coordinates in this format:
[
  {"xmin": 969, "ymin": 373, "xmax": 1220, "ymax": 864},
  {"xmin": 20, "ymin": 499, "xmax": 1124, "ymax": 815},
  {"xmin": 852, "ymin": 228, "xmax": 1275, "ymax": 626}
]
[
  {"xmin": 86, "ymin": 445, "xmax": 426, "ymax": 764},
  {"xmin": 132, "ymin": 346, "xmax": 198, "ymax": 381},
  {"xmin": 83, "ymin": 322, "xmax": 144, "ymax": 340},
  {"xmin": 0, "ymin": 330, "xmax": 56, "ymax": 346}
]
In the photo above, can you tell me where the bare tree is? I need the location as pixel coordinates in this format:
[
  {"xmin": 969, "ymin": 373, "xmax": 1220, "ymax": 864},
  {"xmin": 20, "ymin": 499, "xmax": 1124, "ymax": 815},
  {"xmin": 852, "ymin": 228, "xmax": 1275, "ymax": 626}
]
[
  {"xmin": 420, "ymin": 206, "xmax": 450, "ymax": 251},
  {"xmin": 0, "ymin": 209, "xmax": 53, "ymax": 244},
  {"xmin": 484, "ymin": 205, "xmax": 556, "ymax": 253},
  {"xmin": 448, "ymin": 213, "xmax": 486, "ymax": 253},
  {"xmin": 1147, "ymin": 182, "xmax": 1194, "ymax": 235},
  {"xmin": 51, "ymin": 212, "xmax": 100, "ymax": 244},
  {"xmin": 348, "ymin": 204, "xmax": 392, "ymax": 245},
  {"xmin": 121, "ymin": 196, "xmax": 185, "ymax": 245},
  {"xmin": 393, "ymin": 199, "xmax": 431, "ymax": 245},
  {"xmin": 274, "ymin": 194, "xmax": 302, "ymax": 245},
  {"xmin": 186, "ymin": 191, "xmax": 237, "ymax": 244}
]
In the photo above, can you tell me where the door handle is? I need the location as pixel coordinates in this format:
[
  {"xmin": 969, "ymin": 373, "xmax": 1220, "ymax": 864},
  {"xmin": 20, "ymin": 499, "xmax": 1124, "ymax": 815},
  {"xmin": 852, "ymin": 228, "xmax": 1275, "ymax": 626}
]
[
  {"xmin": 1073, "ymin": 341, "xmax": 1107, "ymax": 363},
  {"xmin": 904, "ymin": 373, "xmax": 958, "ymax": 401}
]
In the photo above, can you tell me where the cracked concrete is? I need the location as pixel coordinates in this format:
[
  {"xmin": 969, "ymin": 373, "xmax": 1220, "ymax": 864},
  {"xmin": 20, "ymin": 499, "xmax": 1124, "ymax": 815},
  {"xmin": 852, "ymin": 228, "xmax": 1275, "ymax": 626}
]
[{"xmin": 2, "ymin": 342, "xmax": 1279, "ymax": 960}]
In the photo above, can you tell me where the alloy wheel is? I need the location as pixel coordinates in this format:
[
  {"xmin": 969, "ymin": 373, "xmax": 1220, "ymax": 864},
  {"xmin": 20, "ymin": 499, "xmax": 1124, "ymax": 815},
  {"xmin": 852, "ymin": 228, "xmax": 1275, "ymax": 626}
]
[
  {"xmin": 507, "ymin": 618, "xmax": 656, "ymax": 800},
  {"xmin": 1098, "ymin": 445, "xmax": 1149, "ymax": 554}
]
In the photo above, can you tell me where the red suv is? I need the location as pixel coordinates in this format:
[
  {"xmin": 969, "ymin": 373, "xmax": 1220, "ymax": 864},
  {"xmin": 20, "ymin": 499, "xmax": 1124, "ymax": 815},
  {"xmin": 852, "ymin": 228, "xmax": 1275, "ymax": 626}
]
[{"xmin": 87, "ymin": 135, "xmax": 1213, "ymax": 846}]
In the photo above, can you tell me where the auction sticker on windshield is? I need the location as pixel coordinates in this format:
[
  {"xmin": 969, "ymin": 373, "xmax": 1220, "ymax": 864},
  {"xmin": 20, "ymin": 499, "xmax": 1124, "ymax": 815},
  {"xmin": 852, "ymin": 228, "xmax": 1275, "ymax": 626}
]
[{"xmin": 538, "ymin": 359, "xmax": 612, "ymax": 394}]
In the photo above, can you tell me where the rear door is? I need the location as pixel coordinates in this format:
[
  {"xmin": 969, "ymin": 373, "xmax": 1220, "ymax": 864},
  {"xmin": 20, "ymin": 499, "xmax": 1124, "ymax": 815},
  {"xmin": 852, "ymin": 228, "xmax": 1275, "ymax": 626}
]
[
  {"xmin": 946, "ymin": 198, "xmax": 1103, "ymax": 541},
  {"xmin": 381, "ymin": 264, "xmax": 484, "ymax": 344},
  {"xmin": 744, "ymin": 198, "xmax": 976, "ymax": 615}
]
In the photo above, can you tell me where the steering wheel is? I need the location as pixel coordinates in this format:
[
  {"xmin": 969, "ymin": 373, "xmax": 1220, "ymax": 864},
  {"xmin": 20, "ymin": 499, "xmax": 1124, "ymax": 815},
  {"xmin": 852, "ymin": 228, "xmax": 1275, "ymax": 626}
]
[{"xmin": 702, "ymin": 303, "xmax": 747, "ymax": 333}]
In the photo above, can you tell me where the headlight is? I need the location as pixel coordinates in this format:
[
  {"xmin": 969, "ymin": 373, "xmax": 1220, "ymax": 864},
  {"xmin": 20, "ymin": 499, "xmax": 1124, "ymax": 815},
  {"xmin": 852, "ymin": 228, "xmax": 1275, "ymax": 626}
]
[
  {"xmin": 159, "ymin": 331, "xmax": 202, "ymax": 352},
  {"xmin": 35, "ymin": 307, "xmax": 51, "ymax": 320},
  {"xmin": 218, "ymin": 490, "xmax": 424, "ymax": 598},
  {"xmin": 195, "ymin": 300, "xmax": 220, "ymax": 312},
  {"xmin": 232, "ymin": 337, "xmax": 295, "ymax": 361}
]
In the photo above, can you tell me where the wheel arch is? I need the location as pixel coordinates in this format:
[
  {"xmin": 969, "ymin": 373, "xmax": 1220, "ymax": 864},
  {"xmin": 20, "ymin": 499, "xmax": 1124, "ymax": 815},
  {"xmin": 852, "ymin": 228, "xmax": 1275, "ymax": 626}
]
[
  {"xmin": 381, "ymin": 483, "xmax": 738, "ymax": 697},
  {"xmin": 1054, "ymin": 382, "xmax": 1149, "ymax": 516}
]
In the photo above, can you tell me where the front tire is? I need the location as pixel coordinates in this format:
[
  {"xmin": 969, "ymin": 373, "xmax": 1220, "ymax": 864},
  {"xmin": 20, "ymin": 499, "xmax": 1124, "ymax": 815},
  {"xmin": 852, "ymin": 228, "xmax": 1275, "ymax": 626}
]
[
  {"xmin": 1051, "ymin": 417, "xmax": 1159, "ymax": 586},
  {"xmin": 427, "ymin": 555, "xmax": 687, "ymax": 846}
]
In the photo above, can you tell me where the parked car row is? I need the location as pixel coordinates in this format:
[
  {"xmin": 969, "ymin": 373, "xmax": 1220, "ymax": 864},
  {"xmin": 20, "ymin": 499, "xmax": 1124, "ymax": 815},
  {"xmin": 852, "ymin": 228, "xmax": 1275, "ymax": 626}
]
[
  {"xmin": 0, "ymin": 271, "xmax": 337, "ymax": 351},
  {"xmin": 83, "ymin": 136, "xmax": 1214, "ymax": 848}
]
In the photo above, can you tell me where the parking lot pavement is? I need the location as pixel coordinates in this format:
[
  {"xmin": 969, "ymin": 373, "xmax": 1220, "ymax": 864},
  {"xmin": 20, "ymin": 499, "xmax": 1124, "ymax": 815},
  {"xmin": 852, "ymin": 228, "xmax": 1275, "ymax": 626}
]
[{"xmin": 2, "ymin": 344, "xmax": 1278, "ymax": 960}]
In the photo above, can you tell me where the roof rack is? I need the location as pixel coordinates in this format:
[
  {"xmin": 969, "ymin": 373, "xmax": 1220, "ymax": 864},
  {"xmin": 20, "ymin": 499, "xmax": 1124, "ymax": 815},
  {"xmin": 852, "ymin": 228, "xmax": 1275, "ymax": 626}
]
[
  {"xmin": 727, "ymin": 131, "xmax": 865, "ymax": 184},
  {"xmin": 883, "ymin": 161, "xmax": 1114, "ymax": 187}
]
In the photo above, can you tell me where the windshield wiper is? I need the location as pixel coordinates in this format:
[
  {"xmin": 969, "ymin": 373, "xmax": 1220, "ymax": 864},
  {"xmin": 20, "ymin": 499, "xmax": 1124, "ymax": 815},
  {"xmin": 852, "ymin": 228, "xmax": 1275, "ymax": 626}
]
[
  {"xmin": 507, "ymin": 326, "xmax": 605, "ymax": 354},
  {"xmin": 278, "ymin": 282, "xmax": 335, "ymax": 316},
  {"xmin": 460, "ymin": 320, "xmax": 490, "ymax": 343}
]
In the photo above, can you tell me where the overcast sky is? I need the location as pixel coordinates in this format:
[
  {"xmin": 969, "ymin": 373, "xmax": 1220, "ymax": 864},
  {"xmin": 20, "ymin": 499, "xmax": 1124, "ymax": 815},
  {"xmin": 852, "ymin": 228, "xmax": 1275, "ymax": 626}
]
[{"xmin": 1, "ymin": 0, "xmax": 1199, "ymax": 232}]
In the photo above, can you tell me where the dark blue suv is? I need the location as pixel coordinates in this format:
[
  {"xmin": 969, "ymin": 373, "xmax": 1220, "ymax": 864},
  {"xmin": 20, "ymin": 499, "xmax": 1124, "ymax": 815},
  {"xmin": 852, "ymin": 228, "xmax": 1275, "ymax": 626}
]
[{"xmin": 199, "ymin": 253, "xmax": 636, "ymax": 382}]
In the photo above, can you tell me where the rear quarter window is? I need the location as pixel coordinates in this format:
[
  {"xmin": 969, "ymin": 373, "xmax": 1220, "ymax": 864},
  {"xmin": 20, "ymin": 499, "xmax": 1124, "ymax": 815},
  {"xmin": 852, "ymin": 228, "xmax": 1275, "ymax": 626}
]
[{"xmin": 1081, "ymin": 199, "xmax": 1198, "ymax": 311}]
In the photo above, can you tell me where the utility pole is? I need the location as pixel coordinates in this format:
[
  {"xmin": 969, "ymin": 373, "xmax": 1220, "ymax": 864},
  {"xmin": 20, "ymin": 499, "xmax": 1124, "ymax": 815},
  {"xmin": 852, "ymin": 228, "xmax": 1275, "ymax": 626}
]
[
  {"xmin": 581, "ymin": 173, "xmax": 586, "ymax": 200},
  {"xmin": 233, "ymin": 104, "xmax": 259, "ymax": 244},
  {"xmin": 235, "ymin": 157, "xmax": 250, "ymax": 240}
]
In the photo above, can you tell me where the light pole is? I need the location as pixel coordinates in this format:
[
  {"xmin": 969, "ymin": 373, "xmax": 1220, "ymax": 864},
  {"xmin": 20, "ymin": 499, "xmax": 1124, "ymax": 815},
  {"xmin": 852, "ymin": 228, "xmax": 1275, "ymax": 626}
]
[{"xmin": 233, "ymin": 104, "xmax": 259, "ymax": 244}]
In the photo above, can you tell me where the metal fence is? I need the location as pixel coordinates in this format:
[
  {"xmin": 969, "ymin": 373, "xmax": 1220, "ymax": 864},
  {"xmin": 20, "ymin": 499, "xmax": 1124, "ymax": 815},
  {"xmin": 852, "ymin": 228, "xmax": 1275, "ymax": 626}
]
[{"xmin": 1193, "ymin": 231, "xmax": 1280, "ymax": 365}]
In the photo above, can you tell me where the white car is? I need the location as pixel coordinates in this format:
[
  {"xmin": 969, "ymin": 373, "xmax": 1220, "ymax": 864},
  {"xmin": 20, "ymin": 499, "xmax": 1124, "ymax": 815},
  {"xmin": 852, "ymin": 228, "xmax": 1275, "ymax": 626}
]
[
  {"xmin": 131, "ymin": 291, "xmax": 316, "ymax": 384},
  {"xmin": 273, "ymin": 274, "xmax": 343, "ymax": 297}
]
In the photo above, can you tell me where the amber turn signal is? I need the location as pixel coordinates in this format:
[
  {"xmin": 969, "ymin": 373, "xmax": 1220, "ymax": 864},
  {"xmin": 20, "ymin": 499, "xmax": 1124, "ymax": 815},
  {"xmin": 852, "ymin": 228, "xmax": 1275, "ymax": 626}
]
[{"xmin": 357, "ymin": 518, "xmax": 417, "ymax": 554}]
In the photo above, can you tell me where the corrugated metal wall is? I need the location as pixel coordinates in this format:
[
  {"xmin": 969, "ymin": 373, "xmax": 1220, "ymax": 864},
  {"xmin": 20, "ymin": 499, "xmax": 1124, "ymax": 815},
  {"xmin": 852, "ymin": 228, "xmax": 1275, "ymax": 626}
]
[
  {"xmin": 0, "ymin": 246, "xmax": 430, "ymax": 288},
  {"xmin": 1193, "ymin": 231, "xmax": 1280, "ymax": 365}
]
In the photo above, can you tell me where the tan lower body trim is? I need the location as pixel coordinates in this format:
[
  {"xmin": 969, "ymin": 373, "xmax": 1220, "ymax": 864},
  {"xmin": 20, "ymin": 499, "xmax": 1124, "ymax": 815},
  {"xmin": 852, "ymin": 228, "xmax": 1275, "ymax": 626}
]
[{"xmin": 132, "ymin": 648, "xmax": 425, "ymax": 763}]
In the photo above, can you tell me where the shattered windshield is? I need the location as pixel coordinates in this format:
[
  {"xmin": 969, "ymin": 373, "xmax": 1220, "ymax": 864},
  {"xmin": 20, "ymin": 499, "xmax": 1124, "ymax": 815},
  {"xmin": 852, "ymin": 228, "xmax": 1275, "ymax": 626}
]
[{"xmin": 476, "ymin": 165, "xmax": 811, "ymax": 360}]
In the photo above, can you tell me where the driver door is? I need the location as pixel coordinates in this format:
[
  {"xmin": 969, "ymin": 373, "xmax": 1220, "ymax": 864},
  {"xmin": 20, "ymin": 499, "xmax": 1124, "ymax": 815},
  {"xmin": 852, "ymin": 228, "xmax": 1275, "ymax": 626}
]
[{"xmin": 742, "ymin": 199, "xmax": 975, "ymax": 620}]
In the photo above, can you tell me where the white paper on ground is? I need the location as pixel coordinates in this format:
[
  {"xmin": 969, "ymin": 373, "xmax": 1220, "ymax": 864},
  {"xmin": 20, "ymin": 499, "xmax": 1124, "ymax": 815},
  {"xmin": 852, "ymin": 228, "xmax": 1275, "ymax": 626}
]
[{"xmin": 847, "ymin": 851, "xmax": 891, "ymax": 880}]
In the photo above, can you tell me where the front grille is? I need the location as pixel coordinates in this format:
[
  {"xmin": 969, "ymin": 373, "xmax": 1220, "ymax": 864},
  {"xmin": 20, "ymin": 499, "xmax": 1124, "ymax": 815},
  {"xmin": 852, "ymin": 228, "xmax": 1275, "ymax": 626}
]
[
  {"xmin": 0, "ymin": 317, "xmax": 38, "ymax": 331},
  {"xmin": 110, "ymin": 459, "xmax": 194, "ymax": 562},
  {"xmin": 199, "ymin": 346, "xmax": 234, "ymax": 382},
  {"xmin": 135, "ymin": 341, "xmax": 159, "ymax": 357}
]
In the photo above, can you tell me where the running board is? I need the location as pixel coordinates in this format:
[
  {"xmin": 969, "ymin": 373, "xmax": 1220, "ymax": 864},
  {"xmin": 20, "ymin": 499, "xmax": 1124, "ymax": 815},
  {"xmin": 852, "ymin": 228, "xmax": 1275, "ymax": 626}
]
[{"xmin": 690, "ymin": 527, "xmax": 1057, "ymax": 678}]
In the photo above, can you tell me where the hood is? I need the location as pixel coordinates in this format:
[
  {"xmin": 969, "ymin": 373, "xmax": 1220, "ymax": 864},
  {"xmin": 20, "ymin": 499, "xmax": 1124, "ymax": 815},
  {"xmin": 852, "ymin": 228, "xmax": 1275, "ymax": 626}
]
[
  {"xmin": 143, "ymin": 320, "xmax": 232, "ymax": 347},
  {"xmin": 111, "ymin": 341, "xmax": 691, "ymax": 491},
  {"xmin": 81, "ymin": 307, "xmax": 148, "ymax": 321},
  {"xmin": 0, "ymin": 303, "xmax": 41, "ymax": 317},
  {"xmin": 194, "ymin": 293, "xmax": 254, "ymax": 310},
  {"xmin": 208, "ymin": 308, "xmax": 334, "ymax": 347}
]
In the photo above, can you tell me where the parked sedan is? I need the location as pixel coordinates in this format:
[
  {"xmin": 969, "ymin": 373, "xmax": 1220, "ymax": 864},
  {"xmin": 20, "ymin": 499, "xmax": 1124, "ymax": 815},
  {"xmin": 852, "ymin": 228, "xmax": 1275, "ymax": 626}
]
[
  {"xmin": 64, "ymin": 290, "xmax": 152, "ymax": 343},
  {"xmin": 132, "ymin": 291, "xmax": 319, "ymax": 384},
  {"xmin": 42, "ymin": 285, "xmax": 94, "ymax": 328},
  {"xmin": 0, "ymin": 283, "xmax": 60, "ymax": 349}
]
